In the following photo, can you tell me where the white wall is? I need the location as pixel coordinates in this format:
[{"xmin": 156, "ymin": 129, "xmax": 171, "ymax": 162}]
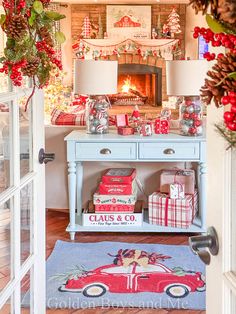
[
  {"xmin": 45, "ymin": 126, "xmax": 186, "ymax": 210},
  {"xmin": 185, "ymin": 5, "xmax": 208, "ymax": 60}
]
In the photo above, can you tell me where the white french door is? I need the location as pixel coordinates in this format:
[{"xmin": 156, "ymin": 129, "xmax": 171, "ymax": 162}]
[
  {"xmin": 0, "ymin": 86, "xmax": 45, "ymax": 313},
  {"xmin": 206, "ymin": 102, "xmax": 236, "ymax": 313}
]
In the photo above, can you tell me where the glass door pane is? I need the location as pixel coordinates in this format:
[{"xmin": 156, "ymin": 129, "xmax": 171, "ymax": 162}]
[
  {"xmin": 0, "ymin": 198, "xmax": 13, "ymax": 292},
  {"xmin": 1, "ymin": 296, "xmax": 12, "ymax": 314},
  {"xmin": 21, "ymin": 269, "xmax": 33, "ymax": 313},
  {"xmin": 0, "ymin": 101, "xmax": 13, "ymax": 192},
  {"xmin": 21, "ymin": 182, "xmax": 33, "ymax": 264},
  {"xmin": 19, "ymin": 98, "xmax": 33, "ymax": 178}
]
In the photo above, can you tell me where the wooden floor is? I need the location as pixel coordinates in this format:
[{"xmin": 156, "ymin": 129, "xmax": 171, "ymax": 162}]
[{"xmin": 46, "ymin": 210, "xmax": 206, "ymax": 314}]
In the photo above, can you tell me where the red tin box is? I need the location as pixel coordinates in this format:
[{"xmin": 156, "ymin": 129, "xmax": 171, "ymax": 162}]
[
  {"xmin": 95, "ymin": 203, "xmax": 134, "ymax": 213},
  {"xmin": 118, "ymin": 126, "xmax": 135, "ymax": 136},
  {"xmin": 99, "ymin": 180, "xmax": 136, "ymax": 195},
  {"xmin": 102, "ymin": 168, "xmax": 136, "ymax": 184}
]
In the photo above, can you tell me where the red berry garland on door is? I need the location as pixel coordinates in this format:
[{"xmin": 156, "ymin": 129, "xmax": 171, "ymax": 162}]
[
  {"xmin": 189, "ymin": 0, "xmax": 236, "ymax": 148},
  {"xmin": 0, "ymin": 0, "xmax": 66, "ymax": 108}
]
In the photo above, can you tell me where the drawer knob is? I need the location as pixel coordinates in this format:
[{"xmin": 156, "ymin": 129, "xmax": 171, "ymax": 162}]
[
  {"xmin": 163, "ymin": 148, "xmax": 175, "ymax": 155},
  {"xmin": 100, "ymin": 148, "xmax": 111, "ymax": 155}
]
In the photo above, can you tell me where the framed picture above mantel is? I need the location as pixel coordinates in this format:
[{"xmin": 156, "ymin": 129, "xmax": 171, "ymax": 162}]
[{"xmin": 107, "ymin": 5, "xmax": 151, "ymax": 40}]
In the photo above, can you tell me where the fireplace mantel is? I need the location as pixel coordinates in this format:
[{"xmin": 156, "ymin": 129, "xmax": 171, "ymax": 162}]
[{"xmin": 73, "ymin": 38, "xmax": 179, "ymax": 60}]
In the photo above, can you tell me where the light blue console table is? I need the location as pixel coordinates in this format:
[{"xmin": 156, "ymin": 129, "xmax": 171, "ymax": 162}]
[{"xmin": 65, "ymin": 129, "xmax": 206, "ymax": 240}]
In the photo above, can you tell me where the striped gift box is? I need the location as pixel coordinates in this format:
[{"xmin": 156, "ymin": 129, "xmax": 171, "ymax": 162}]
[{"xmin": 148, "ymin": 190, "xmax": 198, "ymax": 229}]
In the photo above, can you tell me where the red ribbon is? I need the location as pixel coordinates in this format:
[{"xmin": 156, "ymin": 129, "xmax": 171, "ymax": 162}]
[{"xmin": 164, "ymin": 197, "xmax": 169, "ymax": 226}]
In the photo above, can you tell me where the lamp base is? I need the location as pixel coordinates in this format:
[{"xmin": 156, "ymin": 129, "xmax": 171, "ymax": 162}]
[
  {"xmin": 86, "ymin": 96, "xmax": 109, "ymax": 134},
  {"xmin": 179, "ymin": 96, "xmax": 203, "ymax": 136}
]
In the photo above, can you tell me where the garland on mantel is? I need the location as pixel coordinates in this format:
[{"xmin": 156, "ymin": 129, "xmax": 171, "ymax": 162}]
[{"xmin": 72, "ymin": 38, "xmax": 181, "ymax": 60}]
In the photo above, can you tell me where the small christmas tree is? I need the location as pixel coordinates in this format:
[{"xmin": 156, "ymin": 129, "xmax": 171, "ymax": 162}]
[
  {"xmin": 81, "ymin": 16, "xmax": 92, "ymax": 39},
  {"xmin": 167, "ymin": 8, "xmax": 181, "ymax": 38}
]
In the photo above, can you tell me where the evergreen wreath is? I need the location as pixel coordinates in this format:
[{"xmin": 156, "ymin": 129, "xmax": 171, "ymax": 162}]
[{"xmin": 0, "ymin": 0, "xmax": 66, "ymax": 106}]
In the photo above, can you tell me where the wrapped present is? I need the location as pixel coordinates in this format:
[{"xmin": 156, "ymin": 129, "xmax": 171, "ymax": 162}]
[
  {"xmin": 148, "ymin": 190, "xmax": 198, "ymax": 228},
  {"xmin": 138, "ymin": 121, "xmax": 153, "ymax": 136},
  {"xmin": 169, "ymin": 183, "xmax": 185, "ymax": 199},
  {"xmin": 116, "ymin": 114, "xmax": 129, "ymax": 127},
  {"xmin": 154, "ymin": 118, "xmax": 169, "ymax": 134},
  {"xmin": 99, "ymin": 180, "xmax": 136, "ymax": 195},
  {"xmin": 102, "ymin": 168, "xmax": 136, "ymax": 184},
  {"xmin": 160, "ymin": 169, "xmax": 195, "ymax": 194},
  {"xmin": 93, "ymin": 191, "xmax": 137, "ymax": 205},
  {"xmin": 95, "ymin": 203, "xmax": 134, "ymax": 213}
]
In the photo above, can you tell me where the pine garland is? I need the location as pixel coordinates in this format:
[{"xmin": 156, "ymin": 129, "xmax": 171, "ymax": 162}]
[{"xmin": 0, "ymin": 0, "xmax": 66, "ymax": 107}]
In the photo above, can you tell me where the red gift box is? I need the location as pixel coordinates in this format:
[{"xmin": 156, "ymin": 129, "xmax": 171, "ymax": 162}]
[
  {"xmin": 154, "ymin": 118, "xmax": 169, "ymax": 134},
  {"xmin": 116, "ymin": 114, "xmax": 129, "ymax": 127},
  {"xmin": 95, "ymin": 203, "xmax": 134, "ymax": 213},
  {"xmin": 99, "ymin": 180, "xmax": 136, "ymax": 195},
  {"xmin": 148, "ymin": 190, "xmax": 198, "ymax": 229},
  {"xmin": 160, "ymin": 169, "xmax": 195, "ymax": 195},
  {"xmin": 102, "ymin": 168, "xmax": 136, "ymax": 184}
]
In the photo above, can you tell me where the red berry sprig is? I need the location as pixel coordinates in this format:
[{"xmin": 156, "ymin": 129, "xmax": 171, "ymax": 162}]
[
  {"xmin": 222, "ymin": 92, "xmax": 236, "ymax": 131},
  {"xmin": 193, "ymin": 27, "xmax": 236, "ymax": 59}
]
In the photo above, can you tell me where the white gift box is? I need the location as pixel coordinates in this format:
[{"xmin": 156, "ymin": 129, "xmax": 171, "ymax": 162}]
[{"xmin": 169, "ymin": 183, "xmax": 185, "ymax": 199}]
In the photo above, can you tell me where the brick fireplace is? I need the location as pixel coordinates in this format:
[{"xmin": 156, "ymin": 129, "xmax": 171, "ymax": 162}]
[{"xmin": 108, "ymin": 53, "xmax": 167, "ymax": 105}]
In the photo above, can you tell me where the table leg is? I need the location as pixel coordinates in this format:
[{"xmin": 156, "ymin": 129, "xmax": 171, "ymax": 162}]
[
  {"xmin": 68, "ymin": 161, "xmax": 76, "ymax": 239},
  {"xmin": 76, "ymin": 162, "xmax": 83, "ymax": 217},
  {"xmin": 198, "ymin": 161, "xmax": 207, "ymax": 230}
]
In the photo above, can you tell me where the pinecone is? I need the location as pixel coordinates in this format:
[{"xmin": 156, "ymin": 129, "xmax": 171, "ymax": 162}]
[
  {"xmin": 5, "ymin": 14, "xmax": 28, "ymax": 40},
  {"xmin": 218, "ymin": 0, "xmax": 236, "ymax": 25},
  {"xmin": 201, "ymin": 52, "xmax": 236, "ymax": 107},
  {"xmin": 39, "ymin": 27, "xmax": 54, "ymax": 47},
  {"xmin": 22, "ymin": 57, "xmax": 40, "ymax": 77},
  {"xmin": 189, "ymin": 0, "xmax": 219, "ymax": 16}
]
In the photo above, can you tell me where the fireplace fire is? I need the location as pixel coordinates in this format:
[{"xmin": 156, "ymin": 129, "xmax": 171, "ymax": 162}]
[{"xmin": 109, "ymin": 64, "xmax": 162, "ymax": 106}]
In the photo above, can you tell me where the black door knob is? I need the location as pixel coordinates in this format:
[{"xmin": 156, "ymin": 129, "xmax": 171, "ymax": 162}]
[{"xmin": 38, "ymin": 148, "xmax": 55, "ymax": 164}]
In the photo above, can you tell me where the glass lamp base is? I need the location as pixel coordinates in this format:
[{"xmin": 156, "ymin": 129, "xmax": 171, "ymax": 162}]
[
  {"xmin": 86, "ymin": 96, "xmax": 109, "ymax": 134},
  {"xmin": 179, "ymin": 96, "xmax": 203, "ymax": 136}
]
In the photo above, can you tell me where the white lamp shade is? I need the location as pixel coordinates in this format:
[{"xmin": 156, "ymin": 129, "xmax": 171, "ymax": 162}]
[
  {"xmin": 166, "ymin": 60, "xmax": 209, "ymax": 96},
  {"xmin": 74, "ymin": 60, "xmax": 118, "ymax": 95}
]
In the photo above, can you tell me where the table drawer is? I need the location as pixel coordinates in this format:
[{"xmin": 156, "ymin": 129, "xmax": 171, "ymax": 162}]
[
  {"xmin": 139, "ymin": 142, "xmax": 200, "ymax": 160},
  {"xmin": 75, "ymin": 142, "xmax": 136, "ymax": 160}
]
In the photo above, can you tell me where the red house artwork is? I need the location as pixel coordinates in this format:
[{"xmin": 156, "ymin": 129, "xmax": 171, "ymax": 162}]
[{"xmin": 114, "ymin": 15, "xmax": 141, "ymax": 28}]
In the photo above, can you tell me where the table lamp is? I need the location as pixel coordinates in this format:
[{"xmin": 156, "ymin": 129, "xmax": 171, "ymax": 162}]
[
  {"xmin": 74, "ymin": 59, "xmax": 118, "ymax": 134},
  {"xmin": 166, "ymin": 60, "xmax": 208, "ymax": 136}
]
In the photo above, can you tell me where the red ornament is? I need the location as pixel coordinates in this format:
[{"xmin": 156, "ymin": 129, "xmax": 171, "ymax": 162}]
[
  {"xmin": 194, "ymin": 119, "xmax": 202, "ymax": 127},
  {"xmin": 183, "ymin": 113, "xmax": 190, "ymax": 119},
  {"xmin": 190, "ymin": 113, "xmax": 199, "ymax": 120},
  {"xmin": 189, "ymin": 127, "xmax": 197, "ymax": 135},
  {"xmin": 224, "ymin": 111, "xmax": 235, "ymax": 122}
]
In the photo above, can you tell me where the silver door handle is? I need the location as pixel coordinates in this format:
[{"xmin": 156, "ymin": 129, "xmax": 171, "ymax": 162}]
[
  {"xmin": 189, "ymin": 227, "xmax": 219, "ymax": 265},
  {"xmin": 100, "ymin": 148, "xmax": 111, "ymax": 154},
  {"xmin": 163, "ymin": 148, "xmax": 175, "ymax": 154}
]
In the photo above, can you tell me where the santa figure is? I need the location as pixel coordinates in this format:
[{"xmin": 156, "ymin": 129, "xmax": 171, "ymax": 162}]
[{"xmin": 131, "ymin": 105, "xmax": 141, "ymax": 122}]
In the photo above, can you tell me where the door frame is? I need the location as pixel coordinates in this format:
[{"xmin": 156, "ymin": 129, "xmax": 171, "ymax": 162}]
[{"xmin": 0, "ymin": 88, "xmax": 45, "ymax": 313}]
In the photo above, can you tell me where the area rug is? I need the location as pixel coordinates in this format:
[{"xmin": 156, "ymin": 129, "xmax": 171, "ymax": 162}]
[{"xmin": 46, "ymin": 240, "xmax": 205, "ymax": 310}]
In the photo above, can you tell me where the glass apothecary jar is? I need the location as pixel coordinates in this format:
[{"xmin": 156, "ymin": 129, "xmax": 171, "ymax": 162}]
[
  {"xmin": 179, "ymin": 96, "xmax": 203, "ymax": 136},
  {"xmin": 86, "ymin": 96, "xmax": 109, "ymax": 134}
]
